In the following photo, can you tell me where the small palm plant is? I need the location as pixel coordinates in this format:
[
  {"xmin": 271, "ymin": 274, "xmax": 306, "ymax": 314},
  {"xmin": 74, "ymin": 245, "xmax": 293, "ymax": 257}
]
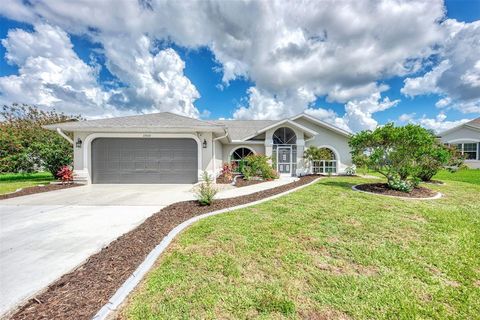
[{"xmin": 196, "ymin": 171, "xmax": 218, "ymax": 206}]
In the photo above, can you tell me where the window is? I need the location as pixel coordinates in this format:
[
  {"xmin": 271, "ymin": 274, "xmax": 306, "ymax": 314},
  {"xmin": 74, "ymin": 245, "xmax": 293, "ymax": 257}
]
[
  {"xmin": 273, "ymin": 127, "xmax": 296, "ymax": 145},
  {"xmin": 230, "ymin": 147, "xmax": 254, "ymax": 169},
  {"xmin": 311, "ymin": 148, "xmax": 337, "ymax": 174},
  {"xmin": 456, "ymin": 143, "xmax": 478, "ymax": 160}
]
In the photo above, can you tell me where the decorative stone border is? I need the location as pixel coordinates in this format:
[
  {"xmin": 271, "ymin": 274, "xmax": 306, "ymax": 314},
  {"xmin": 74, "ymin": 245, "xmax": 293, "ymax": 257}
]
[
  {"xmin": 92, "ymin": 177, "xmax": 322, "ymax": 320},
  {"xmin": 351, "ymin": 184, "xmax": 442, "ymax": 200}
]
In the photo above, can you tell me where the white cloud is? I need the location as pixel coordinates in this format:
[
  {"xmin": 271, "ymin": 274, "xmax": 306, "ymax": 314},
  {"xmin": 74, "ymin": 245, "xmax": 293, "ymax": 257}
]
[
  {"xmin": 402, "ymin": 19, "xmax": 480, "ymax": 114},
  {"xmin": 100, "ymin": 35, "xmax": 200, "ymax": 118},
  {"xmin": 342, "ymin": 92, "xmax": 400, "ymax": 132},
  {"xmin": 0, "ymin": 24, "xmax": 200, "ymax": 118},
  {"xmin": 0, "ymin": 24, "xmax": 111, "ymax": 116},
  {"xmin": 0, "ymin": 0, "xmax": 448, "ymax": 128},
  {"xmin": 397, "ymin": 112, "xmax": 471, "ymax": 133}
]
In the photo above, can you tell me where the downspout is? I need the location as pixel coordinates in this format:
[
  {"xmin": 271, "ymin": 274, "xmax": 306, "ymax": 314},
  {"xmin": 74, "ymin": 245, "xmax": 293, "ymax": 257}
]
[
  {"xmin": 212, "ymin": 129, "xmax": 229, "ymax": 181},
  {"xmin": 56, "ymin": 128, "xmax": 74, "ymax": 145}
]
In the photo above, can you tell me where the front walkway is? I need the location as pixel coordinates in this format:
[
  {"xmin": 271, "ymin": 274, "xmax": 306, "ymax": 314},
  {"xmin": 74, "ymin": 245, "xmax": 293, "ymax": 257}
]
[{"xmin": 216, "ymin": 176, "xmax": 298, "ymax": 198}]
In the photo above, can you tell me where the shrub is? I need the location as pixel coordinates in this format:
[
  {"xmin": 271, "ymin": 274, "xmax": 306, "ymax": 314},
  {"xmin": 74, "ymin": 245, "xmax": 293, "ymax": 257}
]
[
  {"xmin": 196, "ymin": 171, "xmax": 217, "ymax": 206},
  {"xmin": 57, "ymin": 165, "xmax": 74, "ymax": 184},
  {"xmin": 417, "ymin": 144, "xmax": 463, "ymax": 181},
  {"xmin": 387, "ymin": 175, "xmax": 417, "ymax": 192},
  {"xmin": 345, "ymin": 165, "xmax": 356, "ymax": 176},
  {"xmin": 0, "ymin": 104, "xmax": 81, "ymax": 176},
  {"xmin": 241, "ymin": 154, "xmax": 278, "ymax": 180},
  {"xmin": 349, "ymin": 123, "xmax": 453, "ymax": 192},
  {"xmin": 220, "ymin": 162, "xmax": 237, "ymax": 182}
]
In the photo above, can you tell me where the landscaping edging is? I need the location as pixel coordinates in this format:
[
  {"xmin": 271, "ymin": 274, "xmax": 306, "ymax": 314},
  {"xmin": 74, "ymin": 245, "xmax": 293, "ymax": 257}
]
[
  {"xmin": 93, "ymin": 176, "xmax": 321, "ymax": 320},
  {"xmin": 351, "ymin": 184, "xmax": 442, "ymax": 200},
  {"xmin": 8, "ymin": 175, "xmax": 319, "ymax": 320}
]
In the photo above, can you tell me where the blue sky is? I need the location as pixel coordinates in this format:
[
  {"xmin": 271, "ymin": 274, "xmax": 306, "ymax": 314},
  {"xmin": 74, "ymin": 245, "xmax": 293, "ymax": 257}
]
[{"xmin": 0, "ymin": 0, "xmax": 479, "ymax": 132}]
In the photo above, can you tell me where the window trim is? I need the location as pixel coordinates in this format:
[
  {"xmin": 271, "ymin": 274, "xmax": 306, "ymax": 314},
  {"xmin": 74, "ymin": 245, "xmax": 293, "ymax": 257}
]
[{"xmin": 454, "ymin": 142, "xmax": 479, "ymax": 161}]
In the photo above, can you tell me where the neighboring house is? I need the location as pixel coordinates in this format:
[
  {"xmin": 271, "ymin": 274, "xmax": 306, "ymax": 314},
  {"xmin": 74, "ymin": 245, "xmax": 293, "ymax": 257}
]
[
  {"xmin": 439, "ymin": 117, "xmax": 480, "ymax": 169},
  {"xmin": 45, "ymin": 112, "xmax": 352, "ymax": 184}
]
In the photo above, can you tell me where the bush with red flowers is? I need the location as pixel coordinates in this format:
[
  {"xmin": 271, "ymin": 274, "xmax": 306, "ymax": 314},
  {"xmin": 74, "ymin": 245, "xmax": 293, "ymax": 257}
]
[{"xmin": 57, "ymin": 165, "xmax": 74, "ymax": 184}]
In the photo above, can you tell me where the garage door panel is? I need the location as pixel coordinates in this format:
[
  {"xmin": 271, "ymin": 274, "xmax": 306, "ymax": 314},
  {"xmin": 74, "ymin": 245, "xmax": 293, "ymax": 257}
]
[{"xmin": 92, "ymin": 138, "xmax": 198, "ymax": 184}]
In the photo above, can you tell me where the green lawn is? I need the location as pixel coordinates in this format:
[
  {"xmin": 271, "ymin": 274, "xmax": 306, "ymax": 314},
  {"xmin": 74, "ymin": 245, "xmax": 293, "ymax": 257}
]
[
  {"xmin": 434, "ymin": 168, "xmax": 480, "ymax": 185},
  {"xmin": 122, "ymin": 177, "xmax": 479, "ymax": 319},
  {"xmin": 0, "ymin": 172, "xmax": 54, "ymax": 194}
]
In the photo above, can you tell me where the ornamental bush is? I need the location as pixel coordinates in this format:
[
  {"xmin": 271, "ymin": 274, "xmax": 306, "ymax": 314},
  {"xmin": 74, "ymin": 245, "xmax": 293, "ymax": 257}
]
[
  {"xmin": 349, "ymin": 123, "xmax": 459, "ymax": 192},
  {"xmin": 196, "ymin": 171, "xmax": 217, "ymax": 206},
  {"xmin": 241, "ymin": 154, "xmax": 278, "ymax": 180}
]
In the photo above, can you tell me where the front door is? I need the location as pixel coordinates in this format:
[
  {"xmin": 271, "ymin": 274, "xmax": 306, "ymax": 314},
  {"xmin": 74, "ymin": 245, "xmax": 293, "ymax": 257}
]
[{"xmin": 277, "ymin": 147, "xmax": 292, "ymax": 175}]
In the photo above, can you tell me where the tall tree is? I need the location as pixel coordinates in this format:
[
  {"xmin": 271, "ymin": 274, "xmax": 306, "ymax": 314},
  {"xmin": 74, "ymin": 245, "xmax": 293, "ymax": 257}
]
[{"xmin": 0, "ymin": 104, "xmax": 82, "ymax": 176}]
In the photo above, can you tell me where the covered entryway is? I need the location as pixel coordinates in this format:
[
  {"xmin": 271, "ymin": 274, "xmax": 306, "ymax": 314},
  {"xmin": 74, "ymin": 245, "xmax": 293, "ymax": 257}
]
[{"xmin": 91, "ymin": 138, "xmax": 198, "ymax": 184}]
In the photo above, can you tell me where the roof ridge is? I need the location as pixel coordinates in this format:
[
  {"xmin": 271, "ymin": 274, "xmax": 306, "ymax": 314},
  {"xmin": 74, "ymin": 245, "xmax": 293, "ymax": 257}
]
[{"xmin": 162, "ymin": 112, "xmax": 224, "ymax": 127}]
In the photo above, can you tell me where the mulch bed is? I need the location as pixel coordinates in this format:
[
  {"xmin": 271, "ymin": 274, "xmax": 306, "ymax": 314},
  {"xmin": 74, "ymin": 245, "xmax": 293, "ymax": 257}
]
[
  {"xmin": 355, "ymin": 183, "xmax": 438, "ymax": 198},
  {"xmin": 8, "ymin": 175, "xmax": 319, "ymax": 320},
  {"xmin": 234, "ymin": 177, "xmax": 266, "ymax": 187},
  {"xmin": 215, "ymin": 174, "xmax": 234, "ymax": 184},
  {"xmin": 0, "ymin": 184, "xmax": 80, "ymax": 201},
  {"xmin": 215, "ymin": 174, "xmax": 267, "ymax": 188}
]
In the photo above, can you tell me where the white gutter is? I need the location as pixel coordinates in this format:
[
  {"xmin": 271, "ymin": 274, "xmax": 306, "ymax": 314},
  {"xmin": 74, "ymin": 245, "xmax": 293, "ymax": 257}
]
[
  {"xmin": 56, "ymin": 128, "xmax": 74, "ymax": 144},
  {"xmin": 212, "ymin": 130, "xmax": 229, "ymax": 180}
]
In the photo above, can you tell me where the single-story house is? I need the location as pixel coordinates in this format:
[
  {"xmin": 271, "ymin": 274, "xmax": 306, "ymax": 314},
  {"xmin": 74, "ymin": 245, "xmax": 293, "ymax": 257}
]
[
  {"xmin": 45, "ymin": 112, "xmax": 353, "ymax": 184},
  {"xmin": 439, "ymin": 117, "xmax": 480, "ymax": 169}
]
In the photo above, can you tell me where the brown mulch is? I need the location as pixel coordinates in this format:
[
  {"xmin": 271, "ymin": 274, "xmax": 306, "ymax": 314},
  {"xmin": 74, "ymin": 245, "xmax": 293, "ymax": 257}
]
[
  {"xmin": 215, "ymin": 173, "xmax": 235, "ymax": 184},
  {"xmin": 234, "ymin": 177, "xmax": 266, "ymax": 187},
  {"xmin": 9, "ymin": 175, "xmax": 319, "ymax": 320},
  {"xmin": 355, "ymin": 183, "xmax": 438, "ymax": 198},
  {"xmin": 0, "ymin": 184, "xmax": 81, "ymax": 201}
]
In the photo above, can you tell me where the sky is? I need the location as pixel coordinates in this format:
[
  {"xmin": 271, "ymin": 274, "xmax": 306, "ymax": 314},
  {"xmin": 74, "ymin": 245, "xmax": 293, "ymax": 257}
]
[{"xmin": 0, "ymin": 0, "xmax": 479, "ymax": 133}]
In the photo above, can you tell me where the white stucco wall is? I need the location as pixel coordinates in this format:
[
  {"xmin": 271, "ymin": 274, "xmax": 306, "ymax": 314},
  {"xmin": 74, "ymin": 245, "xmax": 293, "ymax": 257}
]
[
  {"xmin": 72, "ymin": 131, "xmax": 209, "ymax": 183},
  {"xmin": 440, "ymin": 126, "xmax": 480, "ymax": 169},
  {"xmin": 293, "ymin": 118, "xmax": 352, "ymax": 173}
]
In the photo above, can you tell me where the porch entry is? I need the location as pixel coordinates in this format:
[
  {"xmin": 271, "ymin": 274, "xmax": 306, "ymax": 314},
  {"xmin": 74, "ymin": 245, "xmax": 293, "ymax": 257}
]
[
  {"xmin": 277, "ymin": 146, "xmax": 292, "ymax": 174},
  {"xmin": 272, "ymin": 127, "xmax": 297, "ymax": 176}
]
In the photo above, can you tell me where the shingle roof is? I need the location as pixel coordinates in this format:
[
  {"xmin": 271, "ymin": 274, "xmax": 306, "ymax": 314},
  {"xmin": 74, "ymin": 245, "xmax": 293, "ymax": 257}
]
[
  {"xmin": 45, "ymin": 112, "xmax": 225, "ymax": 131},
  {"xmin": 466, "ymin": 117, "xmax": 480, "ymax": 129},
  {"xmin": 211, "ymin": 120, "xmax": 277, "ymax": 140}
]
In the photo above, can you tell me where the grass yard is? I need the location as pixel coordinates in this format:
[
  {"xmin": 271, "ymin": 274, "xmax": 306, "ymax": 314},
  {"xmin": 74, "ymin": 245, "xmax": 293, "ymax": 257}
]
[
  {"xmin": 122, "ymin": 176, "xmax": 480, "ymax": 319},
  {"xmin": 0, "ymin": 172, "xmax": 54, "ymax": 195},
  {"xmin": 434, "ymin": 168, "xmax": 480, "ymax": 185}
]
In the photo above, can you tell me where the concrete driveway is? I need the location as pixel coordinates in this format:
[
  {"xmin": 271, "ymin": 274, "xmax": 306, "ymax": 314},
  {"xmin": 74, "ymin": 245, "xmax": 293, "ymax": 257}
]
[{"xmin": 0, "ymin": 184, "xmax": 195, "ymax": 316}]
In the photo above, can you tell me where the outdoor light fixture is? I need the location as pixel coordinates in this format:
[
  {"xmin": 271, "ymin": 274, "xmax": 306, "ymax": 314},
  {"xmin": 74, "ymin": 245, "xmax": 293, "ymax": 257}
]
[
  {"xmin": 203, "ymin": 139, "xmax": 207, "ymax": 148},
  {"xmin": 76, "ymin": 138, "xmax": 82, "ymax": 148}
]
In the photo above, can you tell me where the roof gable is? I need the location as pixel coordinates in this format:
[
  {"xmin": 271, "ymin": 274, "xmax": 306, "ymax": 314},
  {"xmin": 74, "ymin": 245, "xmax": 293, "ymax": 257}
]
[
  {"xmin": 439, "ymin": 117, "xmax": 480, "ymax": 136},
  {"xmin": 290, "ymin": 113, "xmax": 352, "ymax": 137}
]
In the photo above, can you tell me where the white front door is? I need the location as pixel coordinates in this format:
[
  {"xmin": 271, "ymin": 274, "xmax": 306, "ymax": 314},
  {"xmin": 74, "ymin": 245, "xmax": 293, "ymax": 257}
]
[{"xmin": 277, "ymin": 146, "xmax": 292, "ymax": 175}]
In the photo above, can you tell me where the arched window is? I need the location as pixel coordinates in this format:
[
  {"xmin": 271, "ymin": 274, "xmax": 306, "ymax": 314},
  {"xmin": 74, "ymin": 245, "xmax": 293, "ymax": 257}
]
[
  {"xmin": 230, "ymin": 147, "xmax": 254, "ymax": 168},
  {"xmin": 311, "ymin": 147, "xmax": 337, "ymax": 174},
  {"xmin": 273, "ymin": 127, "xmax": 296, "ymax": 145}
]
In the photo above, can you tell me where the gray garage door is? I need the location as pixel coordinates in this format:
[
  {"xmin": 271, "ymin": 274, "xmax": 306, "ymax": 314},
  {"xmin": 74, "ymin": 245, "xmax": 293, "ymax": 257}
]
[{"xmin": 91, "ymin": 138, "xmax": 198, "ymax": 184}]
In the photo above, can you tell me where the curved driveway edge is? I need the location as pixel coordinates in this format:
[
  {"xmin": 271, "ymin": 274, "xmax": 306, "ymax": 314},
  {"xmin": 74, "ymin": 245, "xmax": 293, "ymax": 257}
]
[{"xmin": 92, "ymin": 177, "xmax": 321, "ymax": 320}]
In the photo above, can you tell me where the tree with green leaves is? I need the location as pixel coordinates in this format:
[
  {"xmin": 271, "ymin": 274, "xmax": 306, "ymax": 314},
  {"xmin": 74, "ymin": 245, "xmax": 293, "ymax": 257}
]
[
  {"xmin": 349, "ymin": 123, "xmax": 460, "ymax": 192},
  {"xmin": 0, "ymin": 104, "xmax": 82, "ymax": 177}
]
